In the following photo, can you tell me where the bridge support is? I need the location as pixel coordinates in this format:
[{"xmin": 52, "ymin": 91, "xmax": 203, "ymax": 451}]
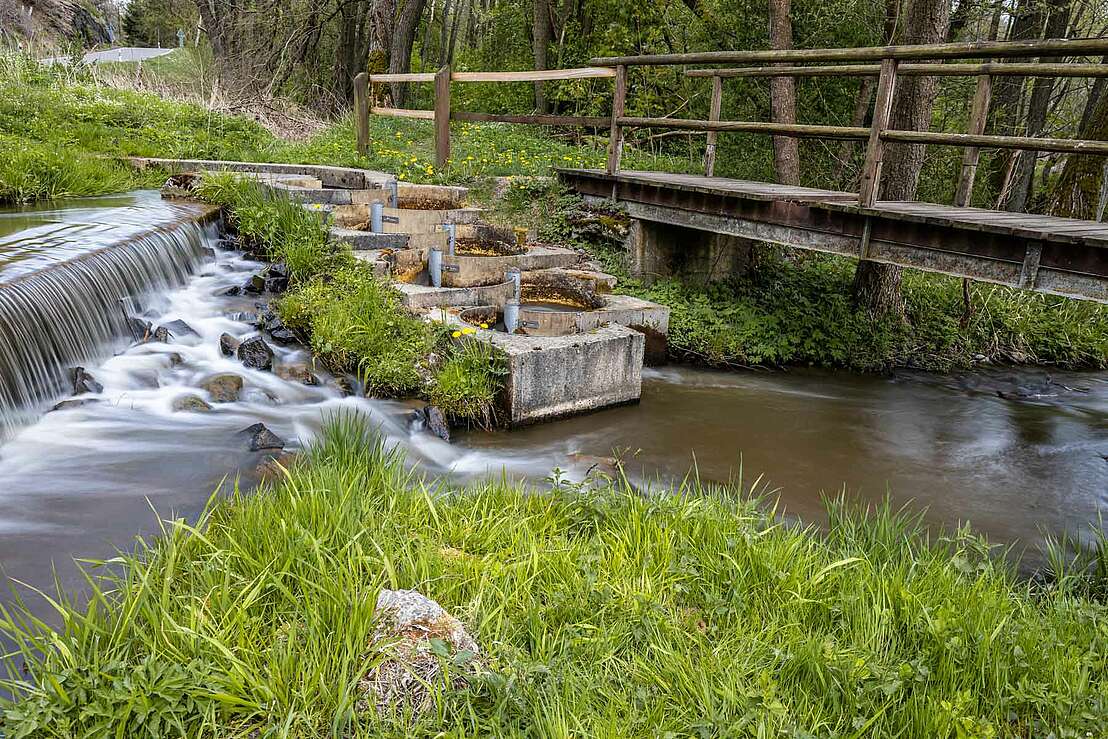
[{"xmin": 627, "ymin": 218, "xmax": 755, "ymax": 284}]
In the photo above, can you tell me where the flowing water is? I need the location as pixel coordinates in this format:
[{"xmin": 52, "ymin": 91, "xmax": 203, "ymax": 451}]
[{"xmin": 0, "ymin": 191, "xmax": 1105, "ymax": 618}]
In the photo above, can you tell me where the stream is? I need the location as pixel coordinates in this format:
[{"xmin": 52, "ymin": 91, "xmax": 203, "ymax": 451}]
[{"xmin": 0, "ymin": 191, "xmax": 1105, "ymax": 618}]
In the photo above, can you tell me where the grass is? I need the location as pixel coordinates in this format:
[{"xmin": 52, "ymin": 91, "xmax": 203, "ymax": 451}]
[{"xmin": 1, "ymin": 415, "xmax": 1106, "ymax": 737}]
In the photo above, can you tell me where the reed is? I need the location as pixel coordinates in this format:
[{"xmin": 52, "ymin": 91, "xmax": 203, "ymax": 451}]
[{"xmin": 1, "ymin": 414, "xmax": 1105, "ymax": 737}]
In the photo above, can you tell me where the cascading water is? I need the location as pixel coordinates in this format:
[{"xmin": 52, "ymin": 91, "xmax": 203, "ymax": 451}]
[{"xmin": 0, "ymin": 221, "xmax": 210, "ymax": 436}]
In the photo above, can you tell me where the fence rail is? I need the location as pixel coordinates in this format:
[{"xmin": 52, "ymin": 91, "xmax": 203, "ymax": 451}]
[{"xmin": 356, "ymin": 37, "xmax": 1108, "ymax": 209}]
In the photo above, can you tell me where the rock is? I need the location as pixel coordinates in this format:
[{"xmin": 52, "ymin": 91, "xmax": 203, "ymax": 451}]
[
  {"xmin": 219, "ymin": 333, "xmax": 241, "ymax": 357},
  {"xmin": 358, "ymin": 589, "xmax": 480, "ymax": 719},
  {"xmin": 269, "ymin": 327, "xmax": 298, "ymax": 345},
  {"xmin": 274, "ymin": 363, "xmax": 318, "ymax": 386},
  {"xmin": 126, "ymin": 317, "xmax": 171, "ymax": 344},
  {"xmin": 163, "ymin": 319, "xmax": 197, "ymax": 339},
  {"xmin": 51, "ymin": 398, "xmax": 96, "ymax": 412},
  {"xmin": 327, "ymin": 376, "xmax": 356, "ymax": 397},
  {"xmin": 220, "ymin": 285, "xmax": 242, "ymax": 297},
  {"xmin": 237, "ymin": 336, "xmax": 274, "ymax": 371},
  {"xmin": 238, "ymin": 423, "xmax": 285, "ymax": 452},
  {"xmin": 422, "ymin": 406, "xmax": 451, "ymax": 442},
  {"xmin": 200, "ymin": 373, "xmax": 243, "ymax": 403},
  {"xmin": 255, "ymin": 451, "xmax": 298, "ymax": 484},
  {"xmin": 161, "ymin": 172, "xmax": 200, "ymax": 198},
  {"xmin": 265, "ymin": 262, "xmax": 290, "ymax": 292},
  {"xmin": 132, "ymin": 371, "xmax": 160, "ymax": 389},
  {"xmin": 71, "ymin": 367, "xmax": 102, "ymax": 395},
  {"xmin": 242, "ymin": 274, "xmax": 266, "ymax": 295},
  {"xmin": 167, "ymin": 352, "xmax": 185, "ymax": 367},
  {"xmin": 172, "ymin": 395, "xmax": 213, "ymax": 412}
]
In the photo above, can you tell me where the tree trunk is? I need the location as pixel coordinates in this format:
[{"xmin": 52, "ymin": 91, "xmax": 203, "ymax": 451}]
[
  {"xmin": 533, "ymin": 0, "xmax": 552, "ymax": 112},
  {"xmin": 851, "ymin": 0, "xmax": 950, "ymax": 316},
  {"xmin": 767, "ymin": 0, "xmax": 799, "ymax": 185},
  {"xmin": 1049, "ymin": 77, "xmax": 1108, "ymax": 219},
  {"xmin": 389, "ymin": 0, "xmax": 428, "ymax": 106}
]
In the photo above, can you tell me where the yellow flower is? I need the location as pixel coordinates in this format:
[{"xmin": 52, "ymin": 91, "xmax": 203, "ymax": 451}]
[
  {"xmin": 451, "ymin": 331, "xmax": 461, "ymax": 338},
  {"xmin": 462, "ymin": 327, "xmax": 476, "ymax": 335},
  {"xmin": 479, "ymin": 323, "xmax": 489, "ymax": 329}
]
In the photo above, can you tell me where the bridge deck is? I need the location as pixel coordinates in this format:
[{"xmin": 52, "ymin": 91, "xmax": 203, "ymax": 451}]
[{"xmin": 557, "ymin": 168, "xmax": 1108, "ymax": 303}]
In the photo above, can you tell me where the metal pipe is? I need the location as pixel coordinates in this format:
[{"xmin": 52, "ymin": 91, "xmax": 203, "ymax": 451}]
[
  {"xmin": 504, "ymin": 300, "xmax": 520, "ymax": 334},
  {"xmin": 370, "ymin": 201, "xmax": 384, "ymax": 233},
  {"xmin": 443, "ymin": 223, "xmax": 457, "ymax": 255},
  {"xmin": 388, "ymin": 180, "xmax": 399, "ymax": 208},
  {"xmin": 506, "ymin": 268, "xmax": 522, "ymax": 301},
  {"xmin": 429, "ymin": 247, "xmax": 443, "ymax": 288}
]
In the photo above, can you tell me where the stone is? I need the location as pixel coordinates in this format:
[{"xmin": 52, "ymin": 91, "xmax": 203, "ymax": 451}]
[
  {"xmin": 269, "ymin": 327, "xmax": 298, "ymax": 345},
  {"xmin": 255, "ymin": 451, "xmax": 298, "ymax": 484},
  {"xmin": 163, "ymin": 319, "xmax": 198, "ymax": 339},
  {"xmin": 51, "ymin": 398, "xmax": 97, "ymax": 412},
  {"xmin": 327, "ymin": 375, "xmax": 356, "ymax": 397},
  {"xmin": 242, "ymin": 274, "xmax": 266, "ymax": 295},
  {"xmin": 422, "ymin": 406, "xmax": 451, "ymax": 442},
  {"xmin": 125, "ymin": 317, "xmax": 153, "ymax": 343},
  {"xmin": 237, "ymin": 336, "xmax": 274, "ymax": 371},
  {"xmin": 221, "ymin": 285, "xmax": 242, "ymax": 297},
  {"xmin": 219, "ymin": 333, "xmax": 241, "ymax": 357},
  {"xmin": 274, "ymin": 363, "xmax": 318, "ymax": 386},
  {"xmin": 71, "ymin": 367, "xmax": 102, "ymax": 395},
  {"xmin": 167, "ymin": 352, "xmax": 185, "ymax": 367},
  {"xmin": 264, "ymin": 262, "xmax": 290, "ymax": 293},
  {"xmin": 238, "ymin": 423, "xmax": 284, "ymax": 452},
  {"xmin": 132, "ymin": 371, "xmax": 160, "ymax": 389},
  {"xmin": 200, "ymin": 373, "xmax": 243, "ymax": 403},
  {"xmin": 172, "ymin": 394, "xmax": 213, "ymax": 412},
  {"xmin": 358, "ymin": 589, "xmax": 480, "ymax": 719}
]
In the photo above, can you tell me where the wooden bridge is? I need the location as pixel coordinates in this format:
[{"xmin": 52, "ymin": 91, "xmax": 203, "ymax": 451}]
[{"xmin": 357, "ymin": 38, "xmax": 1108, "ymax": 304}]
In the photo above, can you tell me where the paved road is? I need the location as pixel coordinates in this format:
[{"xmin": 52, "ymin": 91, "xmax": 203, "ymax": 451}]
[{"xmin": 40, "ymin": 47, "xmax": 176, "ymax": 66}]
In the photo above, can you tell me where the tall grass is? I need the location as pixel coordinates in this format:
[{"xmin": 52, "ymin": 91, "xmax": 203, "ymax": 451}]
[
  {"xmin": 0, "ymin": 139, "xmax": 132, "ymax": 204},
  {"xmin": 1, "ymin": 415, "xmax": 1105, "ymax": 737}
]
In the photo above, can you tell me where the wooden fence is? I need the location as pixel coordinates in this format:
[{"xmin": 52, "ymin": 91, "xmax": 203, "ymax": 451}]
[{"xmin": 357, "ymin": 37, "xmax": 1108, "ymax": 209}]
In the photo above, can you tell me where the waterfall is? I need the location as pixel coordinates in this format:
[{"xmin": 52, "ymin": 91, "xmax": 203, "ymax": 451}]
[{"xmin": 0, "ymin": 221, "xmax": 213, "ymax": 437}]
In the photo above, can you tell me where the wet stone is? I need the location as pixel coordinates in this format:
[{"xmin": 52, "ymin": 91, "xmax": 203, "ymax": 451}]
[
  {"xmin": 274, "ymin": 363, "xmax": 318, "ymax": 386},
  {"xmin": 269, "ymin": 327, "xmax": 298, "ymax": 345},
  {"xmin": 167, "ymin": 352, "xmax": 185, "ymax": 367},
  {"xmin": 219, "ymin": 333, "xmax": 241, "ymax": 357},
  {"xmin": 163, "ymin": 319, "xmax": 198, "ymax": 338},
  {"xmin": 172, "ymin": 395, "xmax": 213, "ymax": 413},
  {"xmin": 71, "ymin": 367, "xmax": 102, "ymax": 395},
  {"xmin": 201, "ymin": 373, "xmax": 243, "ymax": 403},
  {"xmin": 238, "ymin": 423, "xmax": 285, "ymax": 452},
  {"xmin": 237, "ymin": 336, "xmax": 274, "ymax": 371},
  {"xmin": 51, "ymin": 398, "xmax": 97, "ymax": 412},
  {"xmin": 221, "ymin": 285, "xmax": 242, "ymax": 297},
  {"xmin": 242, "ymin": 274, "xmax": 266, "ymax": 295},
  {"xmin": 264, "ymin": 262, "xmax": 290, "ymax": 292},
  {"xmin": 423, "ymin": 406, "xmax": 451, "ymax": 442}
]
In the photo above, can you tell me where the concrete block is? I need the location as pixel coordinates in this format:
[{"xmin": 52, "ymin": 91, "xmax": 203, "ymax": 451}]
[
  {"xmin": 395, "ymin": 280, "xmax": 517, "ymax": 311},
  {"xmin": 628, "ymin": 217, "xmax": 754, "ymax": 284}
]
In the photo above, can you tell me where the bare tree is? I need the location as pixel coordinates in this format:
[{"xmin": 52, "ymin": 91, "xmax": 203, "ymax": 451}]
[
  {"xmin": 389, "ymin": 0, "xmax": 429, "ymax": 106},
  {"xmin": 768, "ymin": 0, "xmax": 799, "ymax": 185},
  {"xmin": 851, "ymin": 0, "xmax": 951, "ymax": 315},
  {"xmin": 533, "ymin": 0, "xmax": 553, "ymax": 112}
]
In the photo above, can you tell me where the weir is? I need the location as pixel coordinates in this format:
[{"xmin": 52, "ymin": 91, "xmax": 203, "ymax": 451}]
[{"xmin": 0, "ymin": 212, "xmax": 217, "ymax": 436}]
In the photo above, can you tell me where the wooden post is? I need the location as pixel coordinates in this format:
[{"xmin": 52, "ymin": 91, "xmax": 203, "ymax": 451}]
[
  {"xmin": 705, "ymin": 75, "xmax": 723, "ymax": 176},
  {"xmin": 434, "ymin": 65, "xmax": 451, "ymax": 170},
  {"xmin": 858, "ymin": 58, "xmax": 898, "ymax": 207},
  {"xmin": 607, "ymin": 64, "xmax": 627, "ymax": 175},
  {"xmin": 353, "ymin": 72, "xmax": 370, "ymax": 158},
  {"xmin": 954, "ymin": 73, "xmax": 992, "ymax": 207}
]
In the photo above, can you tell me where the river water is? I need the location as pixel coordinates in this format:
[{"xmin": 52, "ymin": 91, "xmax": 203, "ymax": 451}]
[{"xmin": 0, "ymin": 192, "xmax": 1105, "ymax": 615}]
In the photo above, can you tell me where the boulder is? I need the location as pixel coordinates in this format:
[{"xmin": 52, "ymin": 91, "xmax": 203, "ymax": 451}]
[
  {"xmin": 167, "ymin": 352, "xmax": 185, "ymax": 367},
  {"xmin": 358, "ymin": 589, "xmax": 480, "ymax": 719},
  {"xmin": 423, "ymin": 406, "xmax": 451, "ymax": 442},
  {"xmin": 163, "ymin": 319, "xmax": 198, "ymax": 339},
  {"xmin": 71, "ymin": 367, "xmax": 102, "ymax": 395},
  {"xmin": 220, "ymin": 285, "xmax": 242, "ymax": 297},
  {"xmin": 237, "ymin": 336, "xmax": 274, "ymax": 371},
  {"xmin": 274, "ymin": 363, "xmax": 318, "ymax": 386},
  {"xmin": 255, "ymin": 451, "xmax": 298, "ymax": 484},
  {"xmin": 264, "ymin": 262, "xmax": 290, "ymax": 292},
  {"xmin": 219, "ymin": 333, "xmax": 241, "ymax": 357},
  {"xmin": 269, "ymin": 326, "xmax": 298, "ymax": 346},
  {"xmin": 238, "ymin": 423, "xmax": 285, "ymax": 452},
  {"xmin": 51, "ymin": 398, "xmax": 97, "ymax": 412},
  {"xmin": 200, "ymin": 373, "xmax": 243, "ymax": 403},
  {"xmin": 172, "ymin": 395, "xmax": 213, "ymax": 413},
  {"xmin": 242, "ymin": 274, "xmax": 266, "ymax": 295}
]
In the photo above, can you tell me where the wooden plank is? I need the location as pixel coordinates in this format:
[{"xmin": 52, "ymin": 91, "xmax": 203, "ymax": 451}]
[
  {"xmin": 616, "ymin": 117, "xmax": 869, "ymax": 139},
  {"xmin": 451, "ymin": 67, "xmax": 615, "ymax": 82},
  {"xmin": 686, "ymin": 62, "xmax": 1108, "ymax": 79},
  {"xmin": 859, "ymin": 59, "xmax": 898, "ymax": 207},
  {"xmin": 369, "ymin": 72, "xmax": 436, "ymax": 83},
  {"xmin": 371, "ymin": 106, "xmax": 434, "ymax": 120},
  {"xmin": 607, "ymin": 65, "xmax": 627, "ymax": 175},
  {"xmin": 452, "ymin": 111, "xmax": 610, "ymax": 127},
  {"xmin": 353, "ymin": 72, "xmax": 370, "ymax": 157},
  {"xmin": 954, "ymin": 73, "xmax": 992, "ymax": 207},
  {"xmin": 590, "ymin": 38, "xmax": 1108, "ymax": 66},
  {"xmin": 705, "ymin": 75, "xmax": 723, "ymax": 176},
  {"xmin": 434, "ymin": 65, "xmax": 451, "ymax": 169},
  {"xmin": 883, "ymin": 129, "xmax": 1108, "ymax": 155}
]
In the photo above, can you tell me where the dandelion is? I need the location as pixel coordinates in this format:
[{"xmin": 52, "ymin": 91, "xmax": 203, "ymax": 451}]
[
  {"xmin": 451, "ymin": 330, "xmax": 461, "ymax": 338},
  {"xmin": 479, "ymin": 323, "xmax": 489, "ymax": 329},
  {"xmin": 462, "ymin": 327, "xmax": 476, "ymax": 335}
]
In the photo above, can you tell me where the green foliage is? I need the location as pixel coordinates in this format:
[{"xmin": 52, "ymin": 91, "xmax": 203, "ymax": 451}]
[
  {"xmin": 196, "ymin": 173, "xmax": 352, "ymax": 281},
  {"xmin": 122, "ymin": 0, "xmax": 198, "ymax": 48},
  {"xmin": 279, "ymin": 267, "xmax": 436, "ymax": 396},
  {"xmin": 430, "ymin": 336, "xmax": 509, "ymax": 426},
  {"xmin": 0, "ymin": 137, "xmax": 132, "ymax": 204},
  {"xmin": 3, "ymin": 417, "xmax": 1107, "ymax": 737}
]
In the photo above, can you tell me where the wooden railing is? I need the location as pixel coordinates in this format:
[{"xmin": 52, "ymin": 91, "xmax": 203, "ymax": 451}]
[{"xmin": 358, "ymin": 37, "xmax": 1108, "ymax": 209}]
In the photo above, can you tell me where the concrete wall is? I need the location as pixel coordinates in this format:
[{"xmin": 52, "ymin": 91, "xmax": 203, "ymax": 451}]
[
  {"xmin": 627, "ymin": 218, "xmax": 754, "ymax": 284},
  {"xmin": 126, "ymin": 158, "xmax": 393, "ymax": 190}
]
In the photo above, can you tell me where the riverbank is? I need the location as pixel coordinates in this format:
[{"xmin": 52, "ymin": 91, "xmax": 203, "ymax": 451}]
[
  {"xmin": 2, "ymin": 49, "xmax": 1105, "ymax": 373},
  {"xmin": 2, "ymin": 415, "xmax": 1105, "ymax": 737}
]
